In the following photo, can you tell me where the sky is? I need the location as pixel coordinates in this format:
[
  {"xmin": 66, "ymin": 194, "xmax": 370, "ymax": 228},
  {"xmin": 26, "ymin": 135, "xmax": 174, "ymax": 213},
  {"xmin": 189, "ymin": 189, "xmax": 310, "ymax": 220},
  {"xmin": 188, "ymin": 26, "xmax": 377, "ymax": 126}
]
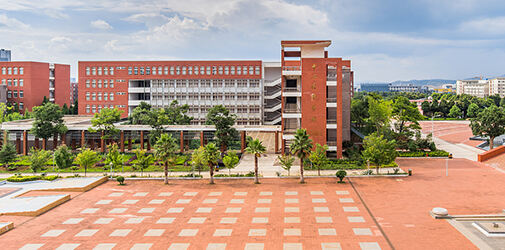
[{"xmin": 0, "ymin": 0, "xmax": 505, "ymax": 83}]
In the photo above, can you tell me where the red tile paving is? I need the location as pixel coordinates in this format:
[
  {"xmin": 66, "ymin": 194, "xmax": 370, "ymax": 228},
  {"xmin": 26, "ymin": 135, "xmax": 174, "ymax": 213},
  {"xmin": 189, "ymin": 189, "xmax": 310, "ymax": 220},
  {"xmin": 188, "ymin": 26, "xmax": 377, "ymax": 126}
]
[
  {"xmin": 0, "ymin": 188, "xmax": 19, "ymax": 197},
  {"xmin": 0, "ymin": 179, "xmax": 388, "ymax": 250},
  {"xmin": 351, "ymin": 158, "xmax": 505, "ymax": 250},
  {"xmin": 419, "ymin": 121, "xmax": 483, "ymax": 148}
]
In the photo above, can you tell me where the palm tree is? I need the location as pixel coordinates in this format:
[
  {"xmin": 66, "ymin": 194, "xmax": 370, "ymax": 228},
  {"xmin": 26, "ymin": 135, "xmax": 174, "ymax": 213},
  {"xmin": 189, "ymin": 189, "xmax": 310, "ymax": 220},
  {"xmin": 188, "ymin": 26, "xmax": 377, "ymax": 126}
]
[
  {"xmin": 154, "ymin": 134, "xmax": 179, "ymax": 184},
  {"xmin": 290, "ymin": 129, "xmax": 313, "ymax": 183},
  {"xmin": 245, "ymin": 139, "xmax": 266, "ymax": 184},
  {"xmin": 203, "ymin": 143, "xmax": 221, "ymax": 184}
]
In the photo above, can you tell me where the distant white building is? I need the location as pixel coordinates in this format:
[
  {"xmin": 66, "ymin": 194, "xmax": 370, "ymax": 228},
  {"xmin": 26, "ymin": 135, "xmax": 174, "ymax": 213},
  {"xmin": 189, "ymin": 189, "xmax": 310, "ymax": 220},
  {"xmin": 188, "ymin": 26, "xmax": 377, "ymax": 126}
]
[
  {"xmin": 456, "ymin": 79, "xmax": 489, "ymax": 98},
  {"xmin": 489, "ymin": 77, "xmax": 505, "ymax": 97}
]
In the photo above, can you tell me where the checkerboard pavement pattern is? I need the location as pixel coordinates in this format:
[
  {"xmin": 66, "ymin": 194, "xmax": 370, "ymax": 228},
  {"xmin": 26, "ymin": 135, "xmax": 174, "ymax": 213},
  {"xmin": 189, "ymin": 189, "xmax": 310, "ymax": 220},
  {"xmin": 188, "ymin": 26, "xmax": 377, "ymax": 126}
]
[{"xmin": 1, "ymin": 179, "xmax": 387, "ymax": 250}]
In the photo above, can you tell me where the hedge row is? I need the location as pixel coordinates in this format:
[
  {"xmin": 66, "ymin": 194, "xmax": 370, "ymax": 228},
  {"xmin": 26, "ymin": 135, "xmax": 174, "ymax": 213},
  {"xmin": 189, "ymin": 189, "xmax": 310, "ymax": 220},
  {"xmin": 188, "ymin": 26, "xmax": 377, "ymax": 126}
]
[
  {"xmin": 7, "ymin": 175, "xmax": 59, "ymax": 182},
  {"xmin": 398, "ymin": 150, "xmax": 450, "ymax": 157}
]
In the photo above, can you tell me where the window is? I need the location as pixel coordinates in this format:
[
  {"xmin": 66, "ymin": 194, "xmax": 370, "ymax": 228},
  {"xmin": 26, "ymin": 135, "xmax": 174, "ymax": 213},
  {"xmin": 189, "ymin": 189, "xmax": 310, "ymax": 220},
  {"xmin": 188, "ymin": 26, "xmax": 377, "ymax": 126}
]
[
  {"xmin": 7, "ymin": 79, "xmax": 11, "ymax": 86},
  {"xmin": 92, "ymin": 105, "xmax": 96, "ymax": 113},
  {"xmin": 164, "ymin": 66, "xmax": 169, "ymax": 75},
  {"xmin": 98, "ymin": 80, "xmax": 102, "ymax": 88},
  {"xmin": 249, "ymin": 66, "xmax": 254, "ymax": 75},
  {"xmin": 230, "ymin": 66, "xmax": 235, "ymax": 75},
  {"xmin": 19, "ymin": 102, "xmax": 24, "ymax": 110},
  {"xmin": 19, "ymin": 90, "xmax": 23, "ymax": 98},
  {"xmin": 176, "ymin": 66, "xmax": 180, "ymax": 75},
  {"xmin": 158, "ymin": 66, "xmax": 162, "ymax": 75},
  {"xmin": 182, "ymin": 66, "xmax": 186, "ymax": 75},
  {"xmin": 86, "ymin": 105, "xmax": 90, "ymax": 113},
  {"xmin": 134, "ymin": 67, "xmax": 138, "ymax": 75},
  {"xmin": 218, "ymin": 66, "xmax": 223, "ymax": 75},
  {"xmin": 170, "ymin": 66, "xmax": 175, "ymax": 75},
  {"xmin": 104, "ymin": 92, "xmax": 108, "ymax": 100},
  {"xmin": 1, "ymin": 67, "xmax": 6, "ymax": 75},
  {"xmin": 255, "ymin": 66, "xmax": 260, "ymax": 75},
  {"xmin": 13, "ymin": 67, "xmax": 18, "ymax": 75},
  {"xmin": 103, "ymin": 80, "xmax": 108, "ymax": 88},
  {"xmin": 1, "ymin": 79, "xmax": 5, "ymax": 85},
  {"xmin": 92, "ymin": 92, "xmax": 96, "ymax": 100},
  {"xmin": 86, "ymin": 92, "xmax": 90, "ymax": 100},
  {"xmin": 152, "ymin": 67, "xmax": 156, "ymax": 75},
  {"xmin": 13, "ymin": 79, "xmax": 17, "ymax": 86},
  {"xmin": 188, "ymin": 66, "xmax": 193, "ymax": 75},
  {"xmin": 206, "ymin": 66, "xmax": 211, "ymax": 75},
  {"xmin": 225, "ymin": 66, "xmax": 229, "ymax": 75},
  {"xmin": 200, "ymin": 66, "xmax": 205, "ymax": 75},
  {"xmin": 110, "ymin": 67, "xmax": 114, "ymax": 75},
  {"xmin": 97, "ymin": 92, "xmax": 102, "ymax": 101},
  {"xmin": 98, "ymin": 67, "xmax": 102, "ymax": 75},
  {"xmin": 249, "ymin": 93, "xmax": 260, "ymax": 100},
  {"xmin": 7, "ymin": 91, "xmax": 11, "ymax": 98},
  {"xmin": 237, "ymin": 66, "xmax": 241, "ymax": 75},
  {"xmin": 86, "ymin": 80, "xmax": 90, "ymax": 88},
  {"xmin": 128, "ymin": 67, "xmax": 132, "ymax": 75},
  {"xmin": 109, "ymin": 105, "xmax": 114, "ymax": 109},
  {"xmin": 225, "ymin": 93, "xmax": 234, "ymax": 100},
  {"xmin": 8, "ymin": 67, "xmax": 12, "ymax": 74},
  {"xmin": 92, "ymin": 67, "xmax": 96, "ymax": 75},
  {"xmin": 110, "ymin": 80, "xmax": 114, "ymax": 88},
  {"xmin": 19, "ymin": 67, "xmax": 23, "ymax": 75},
  {"xmin": 212, "ymin": 66, "xmax": 217, "ymax": 75},
  {"xmin": 146, "ymin": 67, "xmax": 150, "ymax": 75},
  {"xmin": 104, "ymin": 67, "xmax": 108, "ymax": 75},
  {"xmin": 86, "ymin": 67, "xmax": 90, "ymax": 75},
  {"xmin": 13, "ymin": 91, "xmax": 18, "ymax": 98},
  {"xmin": 110, "ymin": 93, "xmax": 114, "ymax": 101},
  {"xmin": 243, "ymin": 66, "xmax": 248, "ymax": 75},
  {"xmin": 140, "ymin": 67, "xmax": 144, "ymax": 75}
]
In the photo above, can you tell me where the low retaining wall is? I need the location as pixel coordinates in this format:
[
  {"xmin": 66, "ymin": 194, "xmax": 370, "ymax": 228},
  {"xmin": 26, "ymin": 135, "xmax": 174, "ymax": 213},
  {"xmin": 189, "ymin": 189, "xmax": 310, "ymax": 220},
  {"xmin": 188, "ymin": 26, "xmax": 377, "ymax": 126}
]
[{"xmin": 478, "ymin": 145, "xmax": 505, "ymax": 162}]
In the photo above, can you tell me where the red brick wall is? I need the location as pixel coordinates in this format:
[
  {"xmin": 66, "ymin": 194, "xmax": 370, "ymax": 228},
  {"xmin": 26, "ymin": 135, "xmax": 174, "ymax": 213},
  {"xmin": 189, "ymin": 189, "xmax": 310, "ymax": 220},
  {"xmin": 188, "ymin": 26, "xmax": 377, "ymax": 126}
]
[{"xmin": 54, "ymin": 64, "xmax": 71, "ymax": 107}]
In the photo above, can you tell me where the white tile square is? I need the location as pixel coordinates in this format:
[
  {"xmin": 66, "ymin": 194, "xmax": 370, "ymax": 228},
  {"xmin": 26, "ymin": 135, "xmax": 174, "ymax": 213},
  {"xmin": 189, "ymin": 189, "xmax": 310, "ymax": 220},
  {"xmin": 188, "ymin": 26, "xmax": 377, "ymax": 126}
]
[
  {"xmin": 196, "ymin": 207, "xmax": 213, "ymax": 213},
  {"xmin": 144, "ymin": 229, "xmax": 165, "ymax": 236},
  {"xmin": 257, "ymin": 199, "xmax": 271, "ymax": 204},
  {"xmin": 184, "ymin": 192, "xmax": 198, "ymax": 196},
  {"xmin": 255, "ymin": 207, "xmax": 270, "ymax": 213},
  {"xmin": 213, "ymin": 229, "xmax": 233, "ymax": 236},
  {"xmin": 310, "ymin": 191, "xmax": 324, "ymax": 195},
  {"xmin": 56, "ymin": 243, "xmax": 80, "ymax": 250},
  {"xmin": 133, "ymin": 192, "xmax": 148, "ymax": 197},
  {"xmin": 316, "ymin": 217, "xmax": 333, "ymax": 223},
  {"xmin": 176, "ymin": 199, "xmax": 191, "ymax": 204},
  {"xmin": 245, "ymin": 243, "xmax": 264, "ymax": 250},
  {"xmin": 62, "ymin": 218, "xmax": 83, "ymax": 225},
  {"xmin": 130, "ymin": 243, "xmax": 153, "ymax": 250},
  {"xmin": 339, "ymin": 198, "xmax": 354, "ymax": 203},
  {"xmin": 19, "ymin": 244, "xmax": 44, "ymax": 250},
  {"xmin": 168, "ymin": 243, "xmax": 190, "ymax": 250},
  {"xmin": 318, "ymin": 228, "xmax": 337, "ymax": 236},
  {"xmin": 312, "ymin": 198, "xmax": 326, "ymax": 203},
  {"xmin": 359, "ymin": 242, "xmax": 381, "ymax": 250},
  {"xmin": 188, "ymin": 217, "xmax": 206, "ymax": 224},
  {"xmin": 283, "ymin": 228, "xmax": 301, "ymax": 236},
  {"xmin": 75, "ymin": 229, "xmax": 99, "ymax": 237},
  {"xmin": 109, "ymin": 192, "xmax": 123, "ymax": 197},
  {"xmin": 353, "ymin": 228, "xmax": 372, "ymax": 236},
  {"xmin": 314, "ymin": 207, "xmax": 330, "ymax": 212},
  {"xmin": 167, "ymin": 207, "xmax": 184, "ymax": 213},
  {"xmin": 42, "ymin": 229, "xmax": 65, "ymax": 237},
  {"xmin": 206, "ymin": 243, "xmax": 226, "ymax": 250},
  {"xmin": 208, "ymin": 192, "xmax": 222, "ymax": 196},
  {"xmin": 285, "ymin": 198, "xmax": 299, "ymax": 204},
  {"xmin": 284, "ymin": 207, "xmax": 300, "ymax": 212},
  {"xmin": 234, "ymin": 191, "xmax": 247, "ymax": 196},
  {"xmin": 159, "ymin": 192, "xmax": 173, "ymax": 197},
  {"xmin": 125, "ymin": 217, "xmax": 145, "ymax": 224},
  {"xmin": 259, "ymin": 191, "xmax": 272, "ymax": 196},
  {"xmin": 285, "ymin": 191, "xmax": 298, "ymax": 195},
  {"xmin": 230, "ymin": 199, "xmax": 244, "ymax": 204},
  {"xmin": 109, "ymin": 208, "xmax": 127, "ymax": 214},
  {"xmin": 225, "ymin": 207, "xmax": 242, "ymax": 213},
  {"xmin": 178, "ymin": 229, "xmax": 198, "ymax": 236},
  {"xmin": 110, "ymin": 229, "xmax": 132, "ymax": 237},
  {"xmin": 348, "ymin": 216, "xmax": 365, "ymax": 223},
  {"xmin": 93, "ymin": 243, "xmax": 117, "ymax": 250},
  {"xmin": 203, "ymin": 199, "xmax": 218, "ymax": 204},
  {"xmin": 284, "ymin": 217, "xmax": 300, "ymax": 223},
  {"xmin": 148, "ymin": 199, "xmax": 165, "ymax": 204},
  {"xmin": 96, "ymin": 200, "xmax": 112, "ymax": 205},
  {"xmin": 336, "ymin": 191, "xmax": 349, "ymax": 195},
  {"xmin": 343, "ymin": 206, "xmax": 360, "ymax": 212},
  {"xmin": 252, "ymin": 217, "xmax": 268, "ymax": 223},
  {"xmin": 81, "ymin": 208, "xmax": 99, "ymax": 214},
  {"xmin": 122, "ymin": 200, "xmax": 139, "ymax": 205},
  {"xmin": 156, "ymin": 217, "xmax": 175, "ymax": 224},
  {"xmin": 283, "ymin": 243, "xmax": 302, "ymax": 250},
  {"xmin": 220, "ymin": 217, "xmax": 238, "ymax": 224},
  {"xmin": 321, "ymin": 243, "xmax": 342, "ymax": 250},
  {"xmin": 138, "ymin": 207, "xmax": 155, "ymax": 213},
  {"xmin": 248, "ymin": 229, "xmax": 266, "ymax": 236},
  {"xmin": 94, "ymin": 218, "xmax": 114, "ymax": 224}
]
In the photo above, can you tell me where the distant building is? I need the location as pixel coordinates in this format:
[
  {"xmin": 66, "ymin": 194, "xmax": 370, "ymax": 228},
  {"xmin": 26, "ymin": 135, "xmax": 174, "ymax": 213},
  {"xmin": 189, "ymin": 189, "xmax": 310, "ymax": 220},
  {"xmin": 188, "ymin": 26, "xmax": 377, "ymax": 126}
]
[
  {"xmin": 389, "ymin": 84, "xmax": 420, "ymax": 92},
  {"xmin": 360, "ymin": 83, "xmax": 389, "ymax": 92},
  {"xmin": 456, "ymin": 79, "xmax": 489, "ymax": 98},
  {"xmin": 489, "ymin": 77, "xmax": 505, "ymax": 97},
  {"xmin": 0, "ymin": 49, "xmax": 11, "ymax": 62},
  {"xmin": 70, "ymin": 81, "xmax": 78, "ymax": 104}
]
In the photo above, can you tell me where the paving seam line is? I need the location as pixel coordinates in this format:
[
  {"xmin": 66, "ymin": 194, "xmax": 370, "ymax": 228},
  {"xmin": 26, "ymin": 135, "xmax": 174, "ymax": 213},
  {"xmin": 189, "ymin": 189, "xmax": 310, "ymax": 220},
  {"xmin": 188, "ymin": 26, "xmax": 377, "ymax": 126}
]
[{"xmin": 348, "ymin": 177, "xmax": 395, "ymax": 250}]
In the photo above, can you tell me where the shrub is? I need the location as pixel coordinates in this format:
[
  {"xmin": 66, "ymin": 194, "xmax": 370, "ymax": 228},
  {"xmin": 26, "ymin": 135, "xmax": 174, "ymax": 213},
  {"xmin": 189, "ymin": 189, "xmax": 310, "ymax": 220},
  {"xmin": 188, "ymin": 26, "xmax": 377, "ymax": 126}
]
[
  {"xmin": 336, "ymin": 170, "xmax": 347, "ymax": 183},
  {"xmin": 116, "ymin": 176, "xmax": 125, "ymax": 185},
  {"xmin": 7, "ymin": 175, "xmax": 59, "ymax": 182},
  {"xmin": 398, "ymin": 150, "xmax": 449, "ymax": 157},
  {"xmin": 180, "ymin": 173, "xmax": 203, "ymax": 178},
  {"xmin": 362, "ymin": 169, "xmax": 373, "ymax": 175}
]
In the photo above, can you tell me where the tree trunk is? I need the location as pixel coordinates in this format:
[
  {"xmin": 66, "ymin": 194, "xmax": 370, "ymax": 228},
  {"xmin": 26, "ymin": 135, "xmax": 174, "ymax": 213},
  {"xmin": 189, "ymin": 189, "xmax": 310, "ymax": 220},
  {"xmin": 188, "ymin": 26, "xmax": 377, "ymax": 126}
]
[
  {"xmin": 299, "ymin": 158, "xmax": 305, "ymax": 183},
  {"xmin": 254, "ymin": 155, "xmax": 259, "ymax": 184},
  {"xmin": 42, "ymin": 138, "xmax": 46, "ymax": 150},
  {"xmin": 490, "ymin": 136, "xmax": 495, "ymax": 150},
  {"xmin": 318, "ymin": 167, "xmax": 320, "ymax": 176},
  {"xmin": 376, "ymin": 166, "xmax": 379, "ymax": 175},
  {"xmin": 209, "ymin": 164, "xmax": 215, "ymax": 184},
  {"xmin": 164, "ymin": 162, "xmax": 168, "ymax": 184},
  {"xmin": 85, "ymin": 166, "xmax": 87, "ymax": 177}
]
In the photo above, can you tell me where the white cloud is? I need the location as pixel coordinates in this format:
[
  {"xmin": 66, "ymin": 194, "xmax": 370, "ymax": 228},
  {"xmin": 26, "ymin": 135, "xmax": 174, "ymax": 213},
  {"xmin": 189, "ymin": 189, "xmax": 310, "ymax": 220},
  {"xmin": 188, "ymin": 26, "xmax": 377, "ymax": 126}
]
[
  {"xmin": 461, "ymin": 16, "xmax": 505, "ymax": 35},
  {"xmin": 90, "ymin": 19, "xmax": 112, "ymax": 30},
  {"xmin": 0, "ymin": 14, "xmax": 29, "ymax": 29}
]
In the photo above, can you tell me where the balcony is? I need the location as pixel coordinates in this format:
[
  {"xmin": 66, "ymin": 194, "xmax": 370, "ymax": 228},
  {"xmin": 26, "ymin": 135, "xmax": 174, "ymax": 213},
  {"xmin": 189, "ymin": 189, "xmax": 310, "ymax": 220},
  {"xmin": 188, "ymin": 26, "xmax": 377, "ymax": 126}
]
[
  {"xmin": 282, "ymin": 66, "xmax": 301, "ymax": 76},
  {"xmin": 326, "ymin": 97, "xmax": 337, "ymax": 103},
  {"xmin": 326, "ymin": 141, "xmax": 337, "ymax": 146},
  {"xmin": 282, "ymin": 87, "xmax": 302, "ymax": 97},
  {"xmin": 284, "ymin": 103, "xmax": 300, "ymax": 113},
  {"xmin": 327, "ymin": 119, "xmax": 336, "ymax": 124}
]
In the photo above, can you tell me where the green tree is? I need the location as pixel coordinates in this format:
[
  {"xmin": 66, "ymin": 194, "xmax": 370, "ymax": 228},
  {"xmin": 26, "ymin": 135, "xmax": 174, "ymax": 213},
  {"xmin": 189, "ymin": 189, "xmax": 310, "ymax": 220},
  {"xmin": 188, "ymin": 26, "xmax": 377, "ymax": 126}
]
[
  {"xmin": 131, "ymin": 149, "xmax": 154, "ymax": 176},
  {"xmin": 28, "ymin": 148, "xmax": 52, "ymax": 173},
  {"xmin": 278, "ymin": 154, "xmax": 295, "ymax": 176},
  {"xmin": 245, "ymin": 139, "xmax": 266, "ymax": 184},
  {"xmin": 466, "ymin": 103, "xmax": 479, "ymax": 118},
  {"xmin": 222, "ymin": 151, "xmax": 240, "ymax": 175},
  {"xmin": 75, "ymin": 148, "xmax": 101, "ymax": 176},
  {"xmin": 290, "ymin": 129, "xmax": 313, "ymax": 183},
  {"xmin": 202, "ymin": 143, "xmax": 221, "ymax": 184},
  {"xmin": 206, "ymin": 105, "xmax": 238, "ymax": 152},
  {"xmin": 54, "ymin": 145, "xmax": 74, "ymax": 172},
  {"xmin": 362, "ymin": 133, "xmax": 398, "ymax": 174},
  {"xmin": 366, "ymin": 96, "xmax": 392, "ymax": 135},
  {"xmin": 309, "ymin": 144, "xmax": 328, "ymax": 176},
  {"xmin": 421, "ymin": 101, "xmax": 432, "ymax": 117},
  {"xmin": 470, "ymin": 105, "xmax": 505, "ymax": 149},
  {"xmin": 154, "ymin": 134, "xmax": 179, "ymax": 184},
  {"xmin": 61, "ymin": 103, "xmax": 69, "ymax": 115},
  {"xmin": 191, "ymin": 146, "xmax": 206, "ymax": 175},
  {"xmin": 31, "ymin": 102, "xmax": 67, "ymax": 149},
  {"xmin": 448, "ymin": 105, "xmax": 462, "ymax": 118},
  {"xmin": 392, "ymin": 96, "xmax": 424, "ymax": 134},
  {"xmin": 89, "ymin": 108, "xmax": 122, "ymax": 142},
  {"xmin": 105, "ymin": 144, "xmax": 127, "ymax": 172},
  {"xmin": 70, "ymin": 99, "xmax": 78, "ymax": 115},
  {"xmin": 129, "ymin": 102, "xmax": 153, "ymax": 125},
  {"xmin": 500, "ymin": 98, "xmax": 505, "ymax": 108},
  {"xmin": 164, "ymin": 100, "xmax": 193, "ymax": 125},
  {"xmin": 0, "ymin": 143, "xmax": 17, "ymax": 169}
]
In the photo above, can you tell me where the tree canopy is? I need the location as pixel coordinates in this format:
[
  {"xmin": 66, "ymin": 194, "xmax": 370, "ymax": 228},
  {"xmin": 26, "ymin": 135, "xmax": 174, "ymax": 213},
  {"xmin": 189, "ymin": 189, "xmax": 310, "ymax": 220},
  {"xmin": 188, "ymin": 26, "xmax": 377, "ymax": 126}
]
[
  {"xmin": 89, "ymin": 108, "xmax": 122, "ymax": 140},
  {"xmin": 290, "ymin": 129, "xmax": 313, "ymax": 183},
  {"xmin": 206, "ymin": 105, "xmax": 238, "ymax": 151},
  {"xmin": 470, "ymin": 105, "xmax": 505, "ymax": 149},
  {"xmin": 362, "ymin": 133, "xmax": 397, "ymax": 174},
  {"xmin": 31, "ymin": 102, "xmax": 67, "ymax": 142},
  {"xmin": 154, "ymin": 134, "xmax": 179, "ymax": 184}
]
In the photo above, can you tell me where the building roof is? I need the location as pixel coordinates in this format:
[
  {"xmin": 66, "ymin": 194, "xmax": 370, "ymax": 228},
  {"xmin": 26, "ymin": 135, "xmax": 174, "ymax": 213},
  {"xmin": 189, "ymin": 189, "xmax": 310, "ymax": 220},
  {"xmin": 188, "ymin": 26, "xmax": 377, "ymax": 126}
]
[{"xmin": 281, "ymin": 40, "xmax": 331, "ymax": 47}]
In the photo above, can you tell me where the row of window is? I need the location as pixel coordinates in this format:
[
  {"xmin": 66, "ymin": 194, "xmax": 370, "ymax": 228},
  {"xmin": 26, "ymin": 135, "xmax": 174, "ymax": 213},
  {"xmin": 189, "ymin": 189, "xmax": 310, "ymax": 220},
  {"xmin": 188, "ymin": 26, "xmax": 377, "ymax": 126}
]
[
  {"xmin": 85, "ymin": 92, "xmax": 115, "ymax": 101},
  {"xmin": 118, "ymin": 65, "xmax": 261, "ymax": 76},
  {"xmin": 189, "ymin": 118, "xmax": 260, "ymax": 126},
  {"xmin": 149, "ymin": 79, "xmax": 261, "ymax": 88},
  {"xmin": 185, "ymin": 106, "xmax": 260, "ymax": 113},
  {"xmin": 150, "ymin": 93, "xmax": 260, "ymax": 100},
  {"xmin": 85, "ymin": 79, "xmax": 115, "ymax": 88},
  {"xmin": 1, "ymin": 79, "xmax": 24, "ymax": 87},
  {"xmin": 1, "ymin": 67, "xmax": 24, "ymax": 75},
  {"xmin": 7, "ymin": 90, "xmax": 24, "ymax": 98},
  {"xmin": 85, "ymin": 104, "xmax": 125, "ymax": 114},
  {"xmin": 85, "ymin": 67, "xmax": 115, "ymax": 76}
]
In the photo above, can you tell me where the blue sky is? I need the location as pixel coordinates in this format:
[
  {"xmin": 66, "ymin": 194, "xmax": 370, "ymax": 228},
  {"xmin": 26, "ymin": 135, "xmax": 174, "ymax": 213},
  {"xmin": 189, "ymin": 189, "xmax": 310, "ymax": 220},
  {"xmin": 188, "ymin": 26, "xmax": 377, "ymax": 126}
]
[{"xmin": 0, "ymin": 0, "xmax": 504, "ymax": 83}]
